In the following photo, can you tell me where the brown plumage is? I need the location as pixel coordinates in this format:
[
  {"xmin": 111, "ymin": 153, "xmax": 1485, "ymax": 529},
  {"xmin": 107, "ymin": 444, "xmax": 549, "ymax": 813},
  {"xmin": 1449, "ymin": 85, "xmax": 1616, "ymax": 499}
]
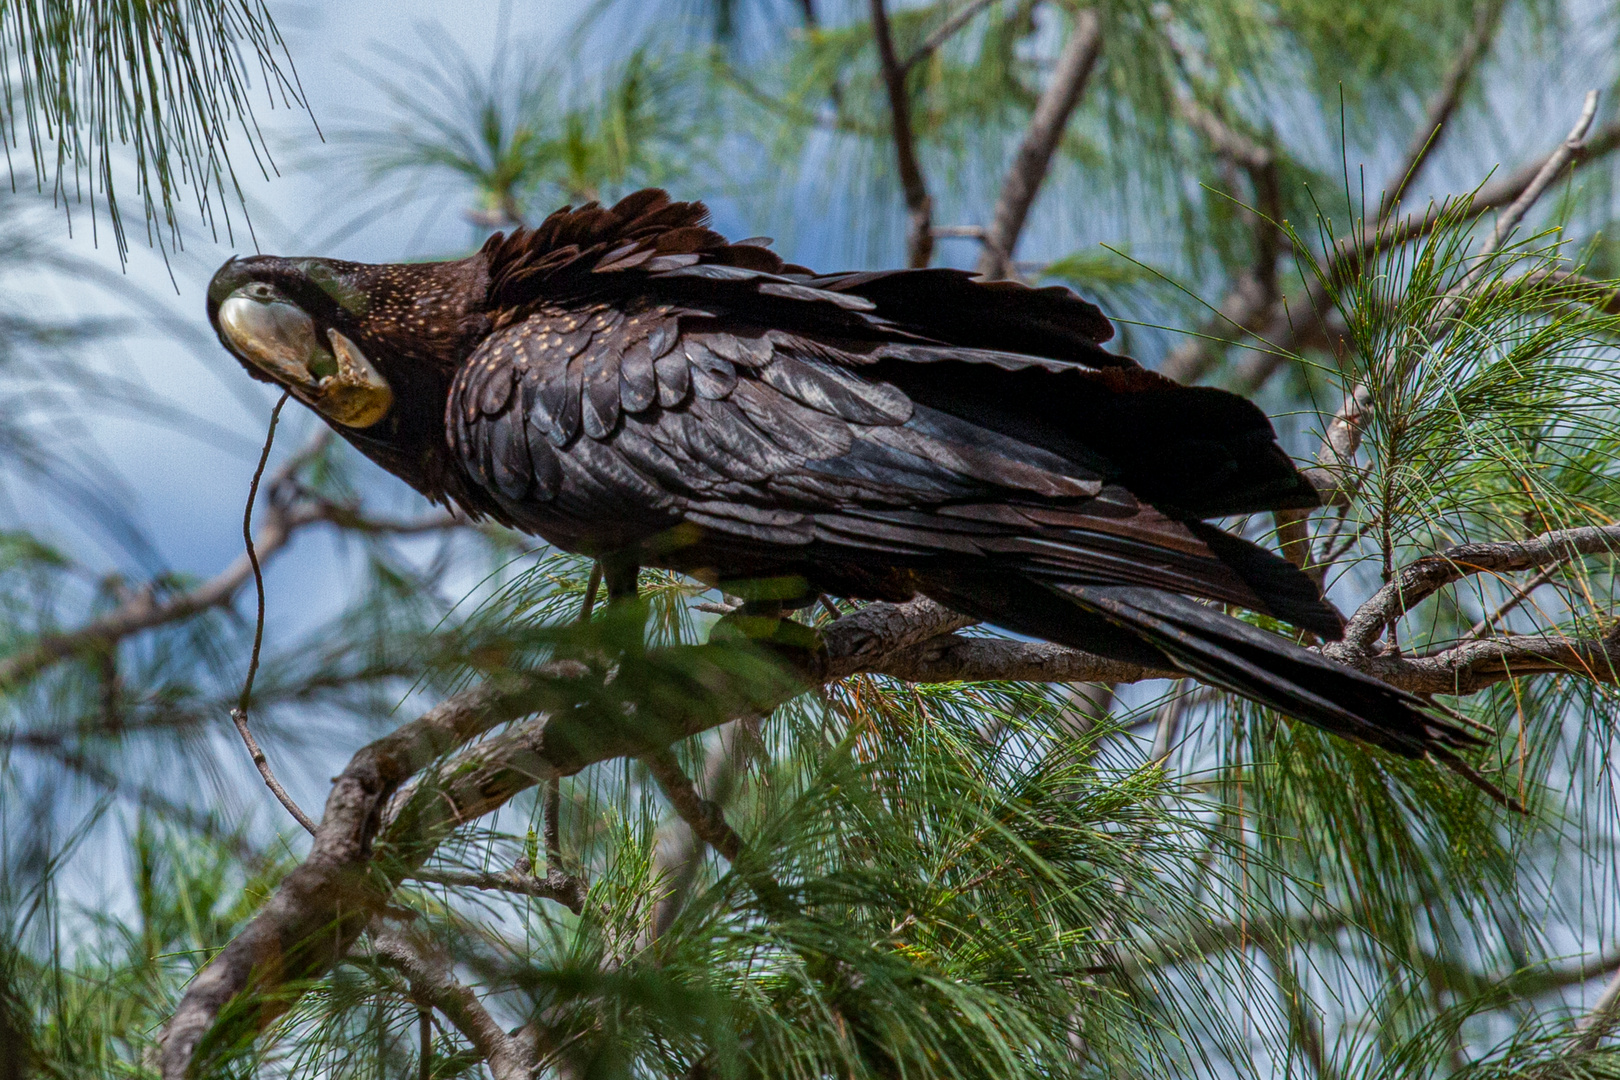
[{"xmin": 208, "ymin": 189, "xmax": 1486, "ymax": 769}]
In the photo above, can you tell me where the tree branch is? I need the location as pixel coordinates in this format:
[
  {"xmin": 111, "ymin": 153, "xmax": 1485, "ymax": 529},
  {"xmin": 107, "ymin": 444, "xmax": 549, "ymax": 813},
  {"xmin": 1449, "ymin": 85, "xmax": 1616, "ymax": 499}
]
[
  {"xmin": 1160, "ymin": 93, "xmax": 1284, "ymax": 382},
  {"xmin": 862, "ymin": 633, "xmax": 1174, "ymax": 684},
  {"xmin": 642, "ymin": 749, "xmax": 748, "ymax": 865},
  {"xmin": 1328, "ymin": 522, "xmax": 1620, "ymax": 659},
  {"xmin": 1478, "ymin": 90, "xmax": 1599, "ymax": 258},
  {"xmin": 639, "ymin": 747, "xmax": 799, "ymax": 929},
  {"xmin": 157, "ymin": 681, "xmax": 539, "ymax": 1079},
  {"xmin": 976, "ymin": 8, "xmax": 1102, "ymax": 280},
  {"xmin": 648, "ymin": 723, "xmax": 754, "ymax": 941},
  {"xmin": 1382, "ymin": 0, "xmax": 1508, "ymax": 214},
  {"xmin": 372, "ymin": 923, "xmax": 535, "ymax": 1080},
  {"xmin": 1158, "ymin": 0, "xmax": 1510, "ymax": 385},
  {"xmin": 1574, "ymin": 962, "xmax": 1620, "ymax": 1050},
  {"xmin": 1355, "ymin": 630, "xmax": 1620, "ymax": 696},
  {"xmin": 870, "ymin": 0, "xmax": 934, "ymax": 268},
  {"xmin": 1467, "ymin": 565, "xmax": 1561, "ymax": 640},
  {"xmin": 154, "ymin": 598, "xmax": 972, "ymax": 1077},
  {"xmin": 868, "ymin": 629, "xmax": 1620, "ymax": 697},
  {"xmin": 157, "ymin": 566, "xmax": 1620, "ymax": 1074},
  {"xmin": 407, "ymin": 868, "xmax": 585, "ymax": 911},
  {"xmin": 902, "ymin": 0, "xmax": 998, "ymax": 72},
  {"xmin": 1230, "ymin": 101, "xmax": 1614, "ymax": 393}
]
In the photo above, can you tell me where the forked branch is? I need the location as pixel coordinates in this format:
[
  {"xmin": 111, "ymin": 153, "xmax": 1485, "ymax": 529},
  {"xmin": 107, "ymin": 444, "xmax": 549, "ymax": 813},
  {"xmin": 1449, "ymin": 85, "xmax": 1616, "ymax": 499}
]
[{"xmin": 1329, "ymin": 521, "xmax": 1620, "ymax": 659}]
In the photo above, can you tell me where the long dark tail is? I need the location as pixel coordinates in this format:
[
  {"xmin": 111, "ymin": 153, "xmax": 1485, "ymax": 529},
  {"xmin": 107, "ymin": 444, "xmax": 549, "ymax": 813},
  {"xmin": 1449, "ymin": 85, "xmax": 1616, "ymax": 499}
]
[{"xmin": 916, "ymin": 573, "xmax": 1513, "ymax": 806}]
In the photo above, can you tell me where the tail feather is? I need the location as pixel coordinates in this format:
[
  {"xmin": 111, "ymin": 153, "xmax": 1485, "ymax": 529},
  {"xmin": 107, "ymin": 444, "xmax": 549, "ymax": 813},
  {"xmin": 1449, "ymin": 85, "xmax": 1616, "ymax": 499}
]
[
  {"xmin": 914, "ymin": 572, "xmax": 1507, "ymax": 804},
  {"xmin": 1182, "ymin": 521, "xmax": 1346, "ymax": 640},
  {"xmin": 1064, "ymin": 585, "xmax": 1481, "ymax": 758}
]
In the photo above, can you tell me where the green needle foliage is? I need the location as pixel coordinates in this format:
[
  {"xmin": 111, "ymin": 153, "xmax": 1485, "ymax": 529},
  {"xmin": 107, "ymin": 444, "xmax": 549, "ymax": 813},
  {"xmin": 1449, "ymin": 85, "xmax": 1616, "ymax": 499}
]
[{"xmin": 0, "ymin": 0, "xmax": 309, "ymax": 258}]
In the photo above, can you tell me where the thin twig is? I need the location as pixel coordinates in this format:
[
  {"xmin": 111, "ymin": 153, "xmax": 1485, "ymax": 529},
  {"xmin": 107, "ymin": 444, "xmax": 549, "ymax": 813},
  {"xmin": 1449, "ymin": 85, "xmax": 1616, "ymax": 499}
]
[
  {"xmin": 1260, "ymin": 932, "xmax": 1342, "ymax": 1080},
  {"xmin": 230, "ymin": 392, "xmax": 317, "ymax": 836},
  {"xmin": 1148, "ymin": 681, "xmax": 1192, "ymax": 763},
  {"xmin": 1467, "ymin": 564, "xmax": 1562, "ymax": 640},
  {"xmin": 870, "ymin": 0, "xmax": 934, "ymax": 268},
  {"xmin": 647, "ymin": 724, "xmax": 753, "ymax": 942},
  {"xmin": 902, "ymin": 0, "xmax": 998, "ymax": 71},
  {"xmin": 1292, "ymin": 96, "xmax": 1601, "ymax": 581}
]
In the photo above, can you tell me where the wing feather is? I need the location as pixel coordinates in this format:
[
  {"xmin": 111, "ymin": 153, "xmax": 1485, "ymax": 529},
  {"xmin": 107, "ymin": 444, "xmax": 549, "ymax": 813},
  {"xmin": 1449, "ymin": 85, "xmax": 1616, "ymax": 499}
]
[
  {"xmin": 655, "ymin": 346, "xmax": 691, "ymax": 406},
  {"xmin": 448, "ymin": 295, "xmax": 1333, "ymax": 632},
  {"xmin": 683, "ymin": 338, "xmax": 737, "ymax": 399}
]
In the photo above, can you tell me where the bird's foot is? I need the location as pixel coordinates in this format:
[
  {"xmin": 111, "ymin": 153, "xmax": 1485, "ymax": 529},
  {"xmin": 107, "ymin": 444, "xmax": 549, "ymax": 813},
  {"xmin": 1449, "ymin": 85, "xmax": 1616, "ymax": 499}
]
[{"xmin": 709, "ymin": 605, "xmax": 827, "ymax": 677}]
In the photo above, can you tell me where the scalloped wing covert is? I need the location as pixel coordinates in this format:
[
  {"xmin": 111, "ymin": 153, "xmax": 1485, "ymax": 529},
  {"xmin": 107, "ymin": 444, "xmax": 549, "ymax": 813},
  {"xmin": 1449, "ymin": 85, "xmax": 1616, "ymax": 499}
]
[{"xmin": 448, "ymin": 301, "xmax": 1328, "ymax": 629}]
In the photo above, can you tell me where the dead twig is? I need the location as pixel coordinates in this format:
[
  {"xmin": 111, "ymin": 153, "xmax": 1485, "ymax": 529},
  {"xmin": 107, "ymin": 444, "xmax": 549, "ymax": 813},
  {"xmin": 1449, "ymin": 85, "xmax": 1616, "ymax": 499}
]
[
  {"xmin": 647, "ymin": 723, "xmax": 753, "ymax": 942},
  {"xmin": 1478, "ymin": 90, "xmax": 1599, "ymax": 260},
  {"xmin": 230, "ymin": 393, "xmax": 318, "ymax": 836}
]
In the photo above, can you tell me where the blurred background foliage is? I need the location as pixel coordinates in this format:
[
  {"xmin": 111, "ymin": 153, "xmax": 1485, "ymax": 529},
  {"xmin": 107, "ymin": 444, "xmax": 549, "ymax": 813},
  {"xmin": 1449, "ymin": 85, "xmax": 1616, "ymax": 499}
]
[{"xmin": 7, "ymin": 0, "xmax": 1620, "ymax": 1078}]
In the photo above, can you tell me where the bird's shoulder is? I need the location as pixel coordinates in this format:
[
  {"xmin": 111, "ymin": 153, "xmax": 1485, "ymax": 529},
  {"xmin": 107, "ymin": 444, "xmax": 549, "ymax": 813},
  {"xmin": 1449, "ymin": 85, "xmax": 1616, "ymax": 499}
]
[{"xmin": 475, "ymin": 188, "xmax": 1127, "ymax": 370}]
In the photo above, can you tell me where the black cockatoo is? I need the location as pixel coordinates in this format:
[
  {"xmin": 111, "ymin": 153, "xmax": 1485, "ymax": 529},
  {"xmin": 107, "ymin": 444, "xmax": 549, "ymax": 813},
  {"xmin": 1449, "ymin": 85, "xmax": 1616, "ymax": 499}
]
[{"xmin": 208, "ymin": 189, "xmax": 1484, "ymax": 771}]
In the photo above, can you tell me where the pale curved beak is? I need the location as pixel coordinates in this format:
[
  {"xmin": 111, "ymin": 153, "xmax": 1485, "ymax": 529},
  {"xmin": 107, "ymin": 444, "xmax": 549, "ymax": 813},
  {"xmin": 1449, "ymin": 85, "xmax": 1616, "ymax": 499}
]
[
  {"xmin": 219, "ymin": 294, "xmax": 325, "ymax": 391},
  {"xmin": 218, "ymin": 291, "xmax": 392, "ymax": 429}
]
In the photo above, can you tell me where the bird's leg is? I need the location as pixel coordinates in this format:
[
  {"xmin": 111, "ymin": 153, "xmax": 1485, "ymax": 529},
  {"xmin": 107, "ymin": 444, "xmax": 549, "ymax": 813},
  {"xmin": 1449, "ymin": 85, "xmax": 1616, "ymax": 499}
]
[{"xmin": 601, "ymin": 554, "xmax": 641, "ymax": 603}]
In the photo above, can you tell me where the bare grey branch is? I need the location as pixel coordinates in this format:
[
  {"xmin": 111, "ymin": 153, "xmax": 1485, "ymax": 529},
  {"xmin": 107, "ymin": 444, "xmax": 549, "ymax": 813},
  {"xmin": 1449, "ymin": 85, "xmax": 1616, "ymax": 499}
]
[
  {"xmin": 372, "ymin": 923, "xmax": 535, "ymax": 1080},
  {"xmin": 1330, "ymin": 522, "xmax": 1620, "ymax": 659},
  {"xmin": 976, "ymin": 9, "xmax": 1102, "ymax": 280}
]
